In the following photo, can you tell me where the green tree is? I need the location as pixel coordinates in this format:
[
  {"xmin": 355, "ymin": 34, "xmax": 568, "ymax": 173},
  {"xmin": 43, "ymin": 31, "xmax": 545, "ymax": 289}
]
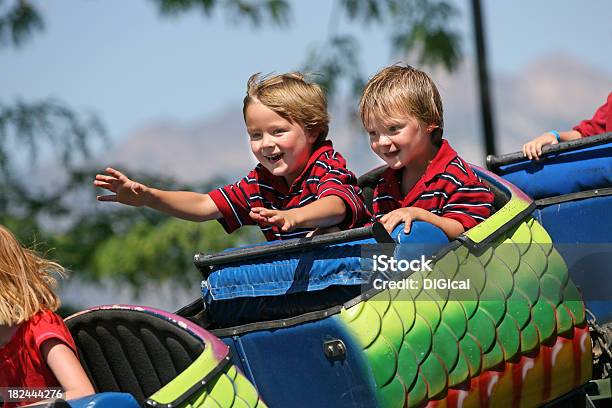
[
  {"xmin": 152, "ymin": 0, "xmax": 462, "ymax": 102},
  {"xmin": 0, "ymin": 1, "xmax": 105, "ymax": 225}
]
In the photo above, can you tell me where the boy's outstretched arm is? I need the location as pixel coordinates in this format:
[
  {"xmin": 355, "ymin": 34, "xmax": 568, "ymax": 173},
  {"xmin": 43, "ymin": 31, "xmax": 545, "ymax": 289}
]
[
  {"xmin": 380, "ymin": 207, "xmax": 464, "ymax": 240},
  {"xmin": 250, "ymin": 196, "xmax": 346, "ymax": 232},
  {"xmin": 94, "ymin": 167, "xmax": 222, "ymax": 222}
]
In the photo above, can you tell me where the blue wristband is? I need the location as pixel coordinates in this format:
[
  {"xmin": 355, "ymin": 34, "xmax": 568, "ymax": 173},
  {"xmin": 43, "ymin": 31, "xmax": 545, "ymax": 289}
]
[{"xmin": 549, "ymin": 130, "xmax": 561, "ymax": 142}]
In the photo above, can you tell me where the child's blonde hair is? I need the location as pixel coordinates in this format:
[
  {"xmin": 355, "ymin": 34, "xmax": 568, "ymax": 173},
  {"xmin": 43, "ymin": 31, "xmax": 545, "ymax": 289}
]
[
  {"xmin": 243, "ymin": 72, "xmax": 329, "ymax": 144},
  {"xmin": 359, "ymin": 64, "xmax": 444, "ymax": 145},
  {"xmin": 0, "ymin": 225, "xmax": 63, "ymax": 325}
]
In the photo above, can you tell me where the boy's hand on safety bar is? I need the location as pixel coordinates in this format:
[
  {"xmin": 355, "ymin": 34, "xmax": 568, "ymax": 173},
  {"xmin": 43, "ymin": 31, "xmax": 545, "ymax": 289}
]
[
  {"xmin": 94, "ymin": 167, "xmax": 150, "ymax": 207},
  {"xmin": 250, "ymin": 207, "xmax": 301, "ymax": 232},
  {"xmin": 379, "ymin": 207, "xmax": 426, "ymax": 234},
  {"xmin": 522, "ymin": 132, "xmax": 558, "ymax": 160}
]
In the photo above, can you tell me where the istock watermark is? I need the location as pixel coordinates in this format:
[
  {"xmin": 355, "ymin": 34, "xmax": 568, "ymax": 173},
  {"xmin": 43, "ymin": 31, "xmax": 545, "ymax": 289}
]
[
  {"xmin": 372, "ymin": 277, "xmax": 471, "ymax": 291},
  {"xmin": 369, "ymin": 253, "xmax": 471, "ymax": 292},
  {"xmin": 372, "ymin": 254, "xmax": 433, "ymax": 273}
]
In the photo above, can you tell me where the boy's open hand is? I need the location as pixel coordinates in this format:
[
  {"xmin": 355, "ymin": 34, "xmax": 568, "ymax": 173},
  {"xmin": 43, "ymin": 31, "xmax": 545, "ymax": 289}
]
[
  {"xmin": 249, "ymin": 207, "xmax": 300, "ymax": 232},
  {"xmin": 379, "ymin": 207, "xmax": 425, "ymax": 234},
  {"xmin": 94, "ymin": 167, "xmax": 149, "ymax": 207}
]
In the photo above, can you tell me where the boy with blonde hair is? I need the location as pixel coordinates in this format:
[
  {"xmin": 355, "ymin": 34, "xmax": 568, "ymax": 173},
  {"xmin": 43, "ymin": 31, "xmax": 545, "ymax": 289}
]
[
  {"xmin": 359, "ymin": 64, "xmax": 494, "ymax": 239},
  {"xmin": 95, "ymin": 73, "xmax": 369, "ymax": 240}
]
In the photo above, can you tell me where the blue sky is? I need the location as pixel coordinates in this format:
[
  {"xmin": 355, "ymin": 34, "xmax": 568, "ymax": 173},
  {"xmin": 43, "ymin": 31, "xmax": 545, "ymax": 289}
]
[{"xmin": 2, "ymin": 0, "xmax": 612, "ymax": 143}]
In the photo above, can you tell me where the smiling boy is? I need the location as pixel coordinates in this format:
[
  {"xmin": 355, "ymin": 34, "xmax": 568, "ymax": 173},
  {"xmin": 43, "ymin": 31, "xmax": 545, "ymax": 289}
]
[
  {"xmin": 94, "ymin": 73, "xmax": 369, "ymax": 240},
  {"xmin": 360, "ymin": 65, "xmax": 494, "ymax": 240}
]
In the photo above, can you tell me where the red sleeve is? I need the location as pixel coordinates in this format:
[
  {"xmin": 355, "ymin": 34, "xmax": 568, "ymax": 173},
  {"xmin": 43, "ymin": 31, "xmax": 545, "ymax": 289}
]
[
  {"xmin": 441, "ymin": 182, "xmax": 494, "ymax": 230},
  {"xmin": 573, "ymin": 92, "xmax": 612, "ymax": 137},
  {"xmin": 208, "ymin": 174, "xmax": 256, "ymax": 233},
  {"xmin": 315, "ymin": 153, "xmax": 370, "ymax": 229},
  {"xmin": 31, "ymin": 310, "xmax": 78, "ymax": 356}
]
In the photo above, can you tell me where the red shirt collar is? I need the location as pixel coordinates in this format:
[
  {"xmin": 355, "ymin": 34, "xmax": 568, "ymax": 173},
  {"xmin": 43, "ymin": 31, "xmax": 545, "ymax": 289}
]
[
  {"xmin": 383, "ymin": 139, "xmax": 457, "ymax": 183},
  {"xmin": 421, "ymin": 139, "xmax": 458, "ymax": 184},
  {"xmin": 380, "ymin": 139, "xmax": 458, "ymax": 204},
  {"xmin": 258, "ymin": 140, "xmax": 335, "ymax": 194}
]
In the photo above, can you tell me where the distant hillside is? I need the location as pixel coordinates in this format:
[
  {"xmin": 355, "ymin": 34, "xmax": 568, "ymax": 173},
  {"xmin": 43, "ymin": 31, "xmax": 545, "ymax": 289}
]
[
  {"xmin": 108, "ymin": 53, "xmax": 611, "ymax": 183},
  {"xmin": 431, "ymin": 53, "xmax": 611, "ymax": 163}
]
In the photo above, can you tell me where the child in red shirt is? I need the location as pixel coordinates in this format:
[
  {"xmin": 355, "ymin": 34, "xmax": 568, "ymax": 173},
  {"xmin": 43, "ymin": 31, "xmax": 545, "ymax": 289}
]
[
  {"xmin": 0, "ymin": 225, "xmax": 94, "ymax": 407},
  {"xmin": 359, "ymin": 65, "xmax": 494, "ymax": 240},
  {"xmin": 94, "ymin": 73, "xmax": 369, "ymax": 240},
  {"xmin": 522, "ymin": 90, "xmax": 612, "ymax": 160}
]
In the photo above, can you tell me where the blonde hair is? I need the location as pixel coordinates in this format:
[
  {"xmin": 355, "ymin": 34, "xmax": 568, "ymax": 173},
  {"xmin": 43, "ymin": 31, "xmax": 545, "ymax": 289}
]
[
  {"xmin": 0, "ymin": 225, "xmax": 63, "ymax": 325},
  {"xmin": 359, "ymin": 64, "xmax": 444, "ymax": 145},
  {"xmin": 243, "ymin": 72, "xmax": 329, "ymax": 143}
]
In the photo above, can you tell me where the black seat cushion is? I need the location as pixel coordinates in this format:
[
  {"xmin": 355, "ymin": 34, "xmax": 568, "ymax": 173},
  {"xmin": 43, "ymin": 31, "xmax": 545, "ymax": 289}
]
[
  {"xmin": 357, "ymin": 165, "xmax": 386, "ymax": 214},
  {"xmin": 206, "ymin": 285, "xmax": 362, "ymax": 328},
  {"xmin": 66, "ymin": 309, "xmax": 204, "ymax": 404}
]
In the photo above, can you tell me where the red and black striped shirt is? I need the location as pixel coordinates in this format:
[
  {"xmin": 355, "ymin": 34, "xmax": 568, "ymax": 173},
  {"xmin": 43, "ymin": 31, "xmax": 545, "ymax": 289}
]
[
  {"xmin": 209, "ymin": 141, "xmax": 370, "ymax": 241},
  {"xmin": 372, "ymin": 140, "xmax": 494, "ymax": 230}
]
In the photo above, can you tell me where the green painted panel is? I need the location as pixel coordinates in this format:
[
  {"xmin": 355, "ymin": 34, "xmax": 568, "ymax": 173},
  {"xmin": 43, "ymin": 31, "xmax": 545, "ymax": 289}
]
[
  {"xmin": 563, "ymin": 282, "xmax": 586, "ymax": 326},
  {"xmin": 441, "ymin": 300, "xmax": 468, "ymax": 339},
  {"xmin": 479, "ymin": 283, "xmax": 506, "ymax": 326},
  {"xmin": 201, "ymin": 396, "xmax": 222, "ymax": 408},
  {"xmin": 460, "ymin": 256, "xmax": 486, "ymax": 294},
  {"xmin": 465, "ymin": 196, "xmax": 531, "ymax": 244},
  {"xmin": 364, "ymin": 333, "xmax": 398, "ymax": 388},
  {"xmin": 341, "ymin": 302, "xmax": 382, "ymax": 348},
  {"xmin": 482, "ymin": 339, "xmax": 504, "ymax": 371},
  {"xmin": 414, "ymin": 292, "xmax": 441, "ymax": 331},
  {"xmin": 484, "ymin": 255, "xmax": 514, "ymax": 298},
  {"xmin": 435, "ymin": 251, "xmax": 460, "ymax": 280},
  {"xmin": 540, "ymin": 274, "xmax": 563, "ymax": 307},
  {"xmin": 448, "ymin": 349, "xmax": 470, "ymax": 387},
  {"xmin": 370, "ymin": 290, "xmax": 392, "ymax": 318},
  {"xmin": 377, "ymin": 376, "xmax": 407, "ymax": 408},
  {"xmin": 467, "ymin": 308, "xmax": 497, "ymax": 353},
  {"xmin": 341, "ymin": 301, "xmax": 365, "ymax": 323},
  {"xmin": 506, "ymin": 288, "xmax": 532, "ymax": 329},
  {"xmin": 523, "ymin": 241, "xmax": 548, "ymax": 278},
  {"xmin": 420, "ymin": 353, "xmax": 448, "ymax": 399},
  {"xmin": 494, "ymin": 238, "xmax": 521, "ymax": 273},
  {"xmin": 496, "ymin": 315, "xmax": 521, "ymax": 361},
  {"xmin": 383, "ymin": 305, "xmax": 406, "ymax": 353},
  {"xmin": 520, "ymin": 320, "xmax": 540, "ymax": 354},
  {"xmin": 546, "ymin": 249, "xmax": 569, "ymax": 286},
  {"xmin": 207, "ymin": 373, "xmax": 236, "ymax": 408},
  {"xmin": 403, "ymin": 314, "xmax": 433, "ymax": 364},
  {"xmin": 432, "ymin": 322, "xmax": 459, "ymax": 373},
  {"xmin": 338, "ymin": 212, "xmax": 588, "ymax": 408},
  {"xmin": 513, "ymin": 263, "xmax": 541, "ymax": 306},
  {"xmin": 397, "ymin": 341, "xmax": 419, "ymax": 392},
  {"xmin": 228, "ymin": 366, "xmax": 260, "ymax": 407},
  {"xmin": 477, "ymin": 246, "xmax": 494, "ymax": 267},
  {"xmin": 555, "ymin": 304, "xmax": 574, "ymax": 335},
  {"xmin": 459, "ymin": 333, "xmax": 483, "ymax": 377},
  {"xmin": 392, "ymin": 291, "xmax": 416, "ymax": 333},
  {"xmin": 529, "ymin": 220, "xmax": 553, "ymax": 255},
  {"xmin": 531, "ymin": 299, "xmax": 557, "ymax": 343},
  {"xmin": 508, "ymin": 222, "xmax": 533, "ymax": 251},
  {"xmin": 406, "ymin": 372, "xmax": 428, "ymax": 408}
]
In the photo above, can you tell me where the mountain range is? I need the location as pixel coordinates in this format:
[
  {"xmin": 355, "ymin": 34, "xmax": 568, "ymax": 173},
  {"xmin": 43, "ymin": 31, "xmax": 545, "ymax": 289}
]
[{"xmin": 106, "ymin": 53, "xmax": 611, "ymax": 185}]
